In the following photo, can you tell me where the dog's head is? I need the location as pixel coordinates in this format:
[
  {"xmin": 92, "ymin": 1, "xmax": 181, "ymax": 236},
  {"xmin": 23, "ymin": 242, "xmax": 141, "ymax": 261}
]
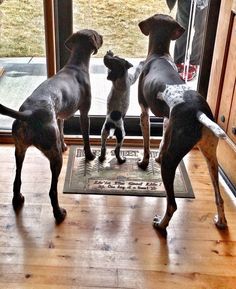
[
  {"xmin": 139, "ymin": 14, "xmax": 185, "ymax": 40},
  {"xmin": 65, "ymin": 29, "xmax": 103, "ymax": 54},
  {"xmin": 103, "ymin": 50, "xmax": 133, "ymax": 81}
]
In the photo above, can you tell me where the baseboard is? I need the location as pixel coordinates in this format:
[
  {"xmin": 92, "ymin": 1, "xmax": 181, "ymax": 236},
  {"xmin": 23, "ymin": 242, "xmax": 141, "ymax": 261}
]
[
  {"xmin": 219, "ymin": 166, "xmax": 236, "ymax": 198},
  {"xmin": 0, "ymin": 131, "xmax": 161, "ymax": 147}
]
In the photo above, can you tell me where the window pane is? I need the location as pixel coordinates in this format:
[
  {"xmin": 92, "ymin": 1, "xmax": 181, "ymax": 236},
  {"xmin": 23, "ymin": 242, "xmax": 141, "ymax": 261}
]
[
  {"xmin": 72, "ymin": 0, "xmax": 170, "ymax": 116},
  {"xmin": 174, "ymin": 0, "xmax": 208, "ymax": 88},
  {"xmin": 0, "ymin": 0, "xmax": 46, "ymax": 129}
]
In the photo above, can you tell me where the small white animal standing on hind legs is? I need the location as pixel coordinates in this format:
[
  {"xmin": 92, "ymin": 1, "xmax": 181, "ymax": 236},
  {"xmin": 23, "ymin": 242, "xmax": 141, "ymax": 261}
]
[
  {"xmin": 0, "ymin": 29, "xmax": 103, "ymax": 224},
  {"xmin": 99, "ymin": 50, "xmax": 144, "ymax": 163},
  {"xmin": 137, "ymin": 13, "xmax": 228, "ymax": 234}
]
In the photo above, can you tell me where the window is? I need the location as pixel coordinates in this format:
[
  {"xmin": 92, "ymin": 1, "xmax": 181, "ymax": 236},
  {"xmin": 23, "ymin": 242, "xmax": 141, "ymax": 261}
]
[
  {"xmin": 0, "ymin": 0, "xmax": 219, "ymax": 138},
  {"xmin": 0, "ymin": 0, "xmax": 47, "ymax": 130}
]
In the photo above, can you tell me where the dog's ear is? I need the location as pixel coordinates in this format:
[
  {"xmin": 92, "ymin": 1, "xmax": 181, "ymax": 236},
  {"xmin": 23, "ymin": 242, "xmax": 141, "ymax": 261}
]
[
  {"xmin": 65, "ymin": 30, "xmax": 103, "ymax": 53},
  {"xmin": 125, "ymin": 60, "xmax": 133, "ymax": 69},
  {"xmin": 64, "ymin": 32, "xmax": 79, "ymax": 51},
  {"xmin": 138, "ymin": 18, "xmax": 152, "ymax": 36},
  {"xmin": 106, "ymin": 50, "xmax": 114, "ymax": 57},
  {"xmin": 166, "ymin": 0, "xmax": 177, "ymax": 11},
  {"xmin": 171, "ymin": 23, "xmax": 185, "ymax": 40},
  {"xmin": 89, "ymin": 32, "xmax": 103, "ymax": 55}
]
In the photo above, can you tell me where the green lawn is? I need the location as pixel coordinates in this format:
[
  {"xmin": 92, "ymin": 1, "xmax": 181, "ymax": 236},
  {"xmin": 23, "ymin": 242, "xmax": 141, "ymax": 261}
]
[{"xmin": 0, "ymin": 0, "xmax": 171, "ymax": 58}]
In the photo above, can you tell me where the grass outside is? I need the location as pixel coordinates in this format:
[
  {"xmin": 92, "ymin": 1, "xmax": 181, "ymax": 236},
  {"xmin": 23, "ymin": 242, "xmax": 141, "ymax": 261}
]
[
  {"xmin": 0, "ymin": 0, "xmax": 45, "ymax": 57},
  {"xmin": 0, "ymin": 0, "xmax": 173, "ymax": 58}
]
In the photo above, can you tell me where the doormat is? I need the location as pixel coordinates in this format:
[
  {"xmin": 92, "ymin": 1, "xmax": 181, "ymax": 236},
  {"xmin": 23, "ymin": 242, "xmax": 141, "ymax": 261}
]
[{"xmin": 63, "ymin": 146, "xmax": 194, "ymax": 198}]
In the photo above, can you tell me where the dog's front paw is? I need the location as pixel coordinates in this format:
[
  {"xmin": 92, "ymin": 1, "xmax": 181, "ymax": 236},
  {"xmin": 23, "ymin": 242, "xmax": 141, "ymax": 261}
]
[
  {"xmin": 155, "ymin": 156, "xmax": 161, "ymax": 164},
  {"xmin": 12, "ymin": 193, "xmax": 25, "ymax": 211},
  {"xmin": 137, "ymin": 159, "xmax": 149, "ymax": 170},
  {"xmin": 153, "ymin": 215, "xmax": 167, "ymax": 237},
  {"xmin": 117, "ymin": 156, "xmax": 126, "ymax": 164},
  {"xmin": 62, "ymin": 142, "xmax": 68, "ymax": 153},
  {"xmin": 99, "ymin": 148, "xmax": 106, "ymax": 162},
  {"xmin": 54, "ymin": 207, "xmax": 67, "ymax": 224},
  {"xmin": 85, "ymin": 151, "xmax": 96, "ymax": 161},
  {"xmin": 214, "ymin": 214, "xmax": 228, "ymax": 230},
  {"xmin": 99, "ymin": 155, "xmax": 105, "ymax": 162}
]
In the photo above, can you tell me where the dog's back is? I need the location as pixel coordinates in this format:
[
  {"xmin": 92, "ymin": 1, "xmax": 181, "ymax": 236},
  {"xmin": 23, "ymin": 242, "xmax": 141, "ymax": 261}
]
[
  {"xmin": 107, "ymin": 75, "xmax": 133, "ymax": 119},
  {"xmin": 104, "ymin": 51, "xmax": 143, "ymax": 117}
]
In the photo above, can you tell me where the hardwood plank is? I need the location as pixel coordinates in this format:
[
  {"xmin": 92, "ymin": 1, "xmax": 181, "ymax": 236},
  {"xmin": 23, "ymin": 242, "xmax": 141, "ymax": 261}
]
[
  {"xmin": 1, "ymin": 245, "xmax": 236, "ymax": 277},
  {"xmin": 0, "ymin": 285, "xmax": 124, "ymax": 289},
  {"xmin": 0, "ymin": 265, "xmax": 118, "ymax": 288},
  {"xmin": 118, "ymin": 269, "xmax": 236, "ymax": 289},
  {"xmin": 0, "ymin": 144, "xmax": 235, "ymax": 288}
]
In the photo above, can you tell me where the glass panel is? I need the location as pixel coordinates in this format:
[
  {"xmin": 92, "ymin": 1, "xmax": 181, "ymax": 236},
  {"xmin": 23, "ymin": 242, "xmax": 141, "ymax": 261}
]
[
  {"xmin": 72, "ymin": 0, "xmax": 170, "ymax": 116},
  {"xmin": 0, "ymin": 0, "xmax": 47, "ymax": 129},
  {"xmin": 173, "ymin": 0, "xmax": 208, "ymax": 88}
]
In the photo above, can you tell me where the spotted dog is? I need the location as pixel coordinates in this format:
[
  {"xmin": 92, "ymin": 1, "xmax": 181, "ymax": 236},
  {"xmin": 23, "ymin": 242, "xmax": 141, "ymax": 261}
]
[
  {"xmin": 99, "ymin": 51, "xmax": 144, "ymax": 163},
  {"xmin": 0, "ymin": 29, "xmax": 103, "ymax": 223},
  {"xmin": 138, "ymin": 14, "xmax": 228, "ymax": 233}
]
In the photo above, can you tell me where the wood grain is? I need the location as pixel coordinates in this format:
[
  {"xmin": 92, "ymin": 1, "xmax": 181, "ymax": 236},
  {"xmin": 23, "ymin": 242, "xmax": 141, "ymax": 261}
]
[
  {"xmin": 0, "ymin": 144, "xmax": 235, "ymax": 289},
  {"xmin": 207, "ymin": 0, "xmax": 233, "ymax": 115},
  {"xmin": 207, "ymin": 0, "xmax": 236, "ymax": 188},
  {"xmin": 217, "ymin": 17, "xmax": 236, "ymax": 132}
]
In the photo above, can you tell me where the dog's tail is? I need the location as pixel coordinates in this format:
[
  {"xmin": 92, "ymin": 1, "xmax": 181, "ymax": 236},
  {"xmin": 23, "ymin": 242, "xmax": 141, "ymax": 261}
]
[
  {"xmin": 197, "ymin": 111, "xmax": 227, "ymax": 139},
  {"xmin": 0, "ymin": 104, "xmax": 32, "ymax": 121}
]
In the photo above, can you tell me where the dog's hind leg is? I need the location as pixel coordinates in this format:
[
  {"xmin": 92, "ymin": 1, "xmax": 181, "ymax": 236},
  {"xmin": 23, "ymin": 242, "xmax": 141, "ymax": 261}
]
[
  {"xmin": 153, "ymin": 122, "xmax": 197, "ymax": 232},
  {"xmin": 114, "ymin": 126, "xmax": 126, "ymax": 164},
  {"xmin": 44, "ymin": 144, "xmax": 67, "ymax": 224},
  {"xmin": 12, "ymin": 142, "xmax": 28, "ymax": 210},
  {"xmin": 156, "ymin": 117, "xmax": 169, "ymax": 164},
  {"xmin": 138, "ymin": 105, "xmax": 150, "ymax": 169},
  {"xmin": 40, "ymin": 125, "xmax": 66, "ymax": 223},
  {"xmin": 197, "ymin": 127, "xmax": 227, "ymax": 229},
  {"xmin": 80, "ymin": 112, "xmax": 95, "ymax": 161},
  {"xmin": 57, "ymin": 119, "xmax": 67, "ymax": 152},
  {"xmin": 99, "ymin": 125, "xmax": 109, "ymax": 162}
]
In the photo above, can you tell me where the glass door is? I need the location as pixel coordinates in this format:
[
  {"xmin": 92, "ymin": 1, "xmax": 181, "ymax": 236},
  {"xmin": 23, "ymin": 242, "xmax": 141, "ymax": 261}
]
[
  {"xmin": 0, "ymin": 0, "xmax": 218, "ymax": 137},
  {"xmin": 57, "ymin": 0, "xmax": 216, "ymax": 137},
  {"xmin": 56, "ymin": 0, "xmax": 171, "ymax": 136},
  {"xmin": 0, "ymin": 0, "xmax": 47, "ymax": 130},
  {"xmin": 174, "ymin": 0, "xmax": 209, "ymax": 88}
]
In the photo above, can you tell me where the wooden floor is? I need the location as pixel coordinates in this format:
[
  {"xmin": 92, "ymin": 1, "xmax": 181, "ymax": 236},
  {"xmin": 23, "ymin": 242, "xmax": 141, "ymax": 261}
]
[{"xmin": 0, "ymin": 144, "xmax": 236, "ymax": 289}]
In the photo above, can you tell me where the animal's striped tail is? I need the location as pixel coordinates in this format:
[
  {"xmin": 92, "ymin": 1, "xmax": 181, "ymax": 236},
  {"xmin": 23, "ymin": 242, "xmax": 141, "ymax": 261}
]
[
  {"xmin": 196, "ymin": 111, "xmax": 227, "ymax": 139},
  {"xmin": 0, "ymin": 104, "xmax": 32, "ymax": 121}
]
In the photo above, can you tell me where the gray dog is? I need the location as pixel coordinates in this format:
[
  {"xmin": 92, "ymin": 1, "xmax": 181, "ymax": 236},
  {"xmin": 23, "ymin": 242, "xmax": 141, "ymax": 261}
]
[
  {"xmin": 99, "ymin": 51, "xmax": 144, "ymax": 163},
  {"xmin": 0, "ymin": 29, "xmax": 103, "ymax": 223}
]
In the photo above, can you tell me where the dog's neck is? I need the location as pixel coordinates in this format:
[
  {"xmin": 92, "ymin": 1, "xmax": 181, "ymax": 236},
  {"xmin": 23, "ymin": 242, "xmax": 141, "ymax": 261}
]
[
  {"xmin": 112, "ymin": 72, "xmax": 129, "ymax": 90},
  {"xmin": 147, "ymin": 32, "xmax": 171, "ymax": 56},
  {"xmin": 66, "ymin": 47, "xmax": 93, "ymax": 68}
]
